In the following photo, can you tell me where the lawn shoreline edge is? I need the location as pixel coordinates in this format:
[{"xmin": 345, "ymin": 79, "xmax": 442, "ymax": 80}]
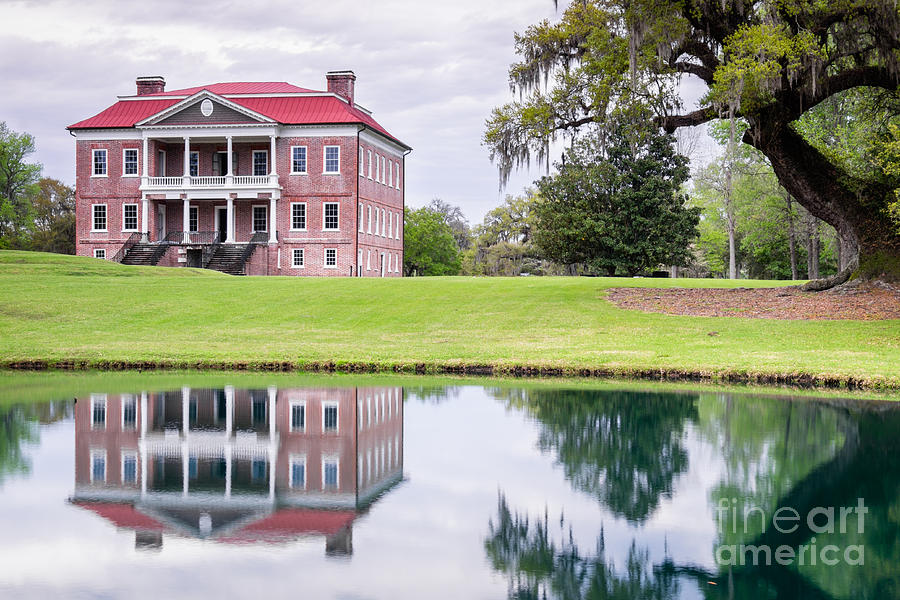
[{"xmin": 2, "ymin": 358, "xmax": 894, "ymax": 391}]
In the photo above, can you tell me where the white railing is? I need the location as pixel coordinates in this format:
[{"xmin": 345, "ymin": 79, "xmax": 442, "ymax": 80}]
[
  {"xmin": 233, "ymin": 175, "xmax": 272, "ymax": 186},
  {"xmin": 146, "ymin": 176, "xmax": 183, "ymax": 187},
  {"xmin": 191, "ymin": 176, "xmax": 226, "ymax": 186},
  {"xmin": 143, "ymin": 175, "xmax": 275, "ymax": 189}
]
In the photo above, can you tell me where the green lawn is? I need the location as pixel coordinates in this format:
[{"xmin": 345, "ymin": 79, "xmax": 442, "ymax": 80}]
[{"xmin": 1, "ymin": 250, "xmax": 898, "ymax": 387}]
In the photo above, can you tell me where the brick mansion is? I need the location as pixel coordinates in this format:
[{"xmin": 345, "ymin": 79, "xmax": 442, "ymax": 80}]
[{"xmin": 68, "ymin": 71, "xmax": 410, "ymax": 276}]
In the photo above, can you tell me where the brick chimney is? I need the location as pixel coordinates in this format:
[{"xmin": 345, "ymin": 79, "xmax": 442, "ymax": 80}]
[
  {"xmin": 326, "ymin": 70, "xmax": 356, "ymax": 105},
  {"xmin": 136, "ymin": 76, "xmax": 166, "ymax": 96}
]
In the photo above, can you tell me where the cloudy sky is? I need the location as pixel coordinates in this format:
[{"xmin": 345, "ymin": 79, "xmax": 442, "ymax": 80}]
[{"xmin": 0, "ymin": 0, "xmax": 713, "ymax": 224}]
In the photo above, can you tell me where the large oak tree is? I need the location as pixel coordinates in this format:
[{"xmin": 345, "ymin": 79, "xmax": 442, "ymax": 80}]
[{"xmin": 485, "ymin": 0, "xmax": 900, "ymax": 282}]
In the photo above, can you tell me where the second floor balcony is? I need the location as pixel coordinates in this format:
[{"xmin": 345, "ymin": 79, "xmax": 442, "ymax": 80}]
[{"xmin": 142, "ymin": 174, "xmax": 278, "ymax": 192}]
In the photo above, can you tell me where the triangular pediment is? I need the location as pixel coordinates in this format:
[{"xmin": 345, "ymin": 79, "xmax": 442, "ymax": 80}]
[{"xmin": 137, "ymin": 91, "xmax": 273, "ymax": 126}]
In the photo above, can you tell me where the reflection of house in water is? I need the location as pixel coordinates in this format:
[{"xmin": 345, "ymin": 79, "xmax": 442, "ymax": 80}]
[{"xmin": 70, "ymin": 385, "xmax": 403, "ymax": 554}]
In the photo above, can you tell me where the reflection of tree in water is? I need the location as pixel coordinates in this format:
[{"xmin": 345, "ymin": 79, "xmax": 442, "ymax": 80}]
[
  {"xmin": 0, "ymin": 406, "xmax": 39, "ymax": 485},
  {"xmin": 491, "ymin": 388, "xmax": 698, "ymax": 523},
  {"xmin": 485, "ymin": 493, "xmax": 679, "ymax": 600},
  {"xmin": 404, "ymin": 385, "xmax": 460, "ymax": 404}
]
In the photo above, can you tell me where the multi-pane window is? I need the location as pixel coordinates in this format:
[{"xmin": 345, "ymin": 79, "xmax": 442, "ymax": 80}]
[
  {"xmin": 374, "ymin": 206, "xmax": 379, "ymax": 235},
  {"xmin": 122, "ymin": 396, "xmax": 136, "ymax": 429},
  {"xmin": 323, "ymin": 458, "xmax": 338, "ymax": 488},
  {"xmin": 92, "ymin": 149, "xmax": 107, "ymax": 176},
  {"xmin": 292, "ymin": 248, "xmax": 304, "ymax": 268},
  {"xmin": 123, "ymin": 204, "xmax": 138, "ymax": 231},
  {"xmin": 324, "ymin": 248, "xmax": 337, "ymax": 268},
  {"xmin": 253, "ymin": 151, "xmax": 268, "ymax": 176},
  {"xmin": 323, "ymin": 403, "xmax": 338, "ymax": 431},
  {"xmin": 323, "ymin": 202, "xmax": 339, "ymax": 230},
  {"xmin": 252, "ymin": 205, "xmax": 267, "ymax": 232},
  {"xmin": 93, "ymin": 248, "xmax": 106, "ymax": 259},
  {"xmin": 381, "ymin": 157, "xmax": 386, "ymax": 184},
  {"xmin": 359, "ymin": 147, "xmax": 364, "ymax": 176},
  {"xmin": 91, "ymin": 395, "xmax": 106, "ymax": 428},
  {"xmin": 358, "ymin": 204, "xmax": 364, "ymax": 232},
  {"xmin": 324, "ymin": 146, "xmax": 340, "ymax": 173},
  {"xmin": 367, "ymin": 205, "xmax": 372, "ymax": 234},
  {"xmin": 92, "ymin": 204, "xmax": 107, "ymax": 231},
  {"xmin": 189, "ymin": 206, "xmax": 199, "ymax": 232},
  {"xmin": 189, "ymin": 151, "xmax": 199, "ymax": 177},
  {"xmin": 381, "ymin": 209, "xmax": 386, "ymax": 237},
  {"xmin": 123, "ymin": 149, "xmax": 138, "ymax": 176},
  {"xmin": 252, "ymin": 459, "xmax": 267, "ymax": 481},
  {"xmin": 388, "ymin": 159, "xmax": 393, "ymax": 187},
  {"xmin": 122, "ymin": 453, "xmax": 137, "ymax": 483},
  {"xmin": 291, "ymin": 146, "xmax": 307, "ymax": 174},
  {"xmin": 367, "ymin": 150, "xmax": 373, "ymax": 178},
  {"xmin": 396, "ymin": 163, "xmax": 401, "ymax": 189},
  {"xmin": 252, "ymin": 397, "xmax": 266, "ymax": 423},
  {"xmin": 291, "ymin": 403, "xmax": 306, "ymax": 430},
  {"xmin": 290, "ymin": 458, "xmax": 306, "ymax": 488},
  {"xmin": 91, "ymin": 452, "xmax": 106, "ymax": 482},
  {"xmin": 291, "ymin": 203, "xmax": 306, "ymax": 230},
  {"xmin": 375, "ymin": 153, "xmax": 380, "ymax": 181}
]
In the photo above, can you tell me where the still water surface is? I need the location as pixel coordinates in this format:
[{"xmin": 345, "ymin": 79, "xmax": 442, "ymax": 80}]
[{"xmin": 0, "ymin": 379, "xmax": 897, "ymax": 599}]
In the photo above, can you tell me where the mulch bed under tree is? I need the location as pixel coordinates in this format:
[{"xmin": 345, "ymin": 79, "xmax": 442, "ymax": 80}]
[{"xmin": 606, "ymin": 282, "xmax": 900, "ymax": 321}]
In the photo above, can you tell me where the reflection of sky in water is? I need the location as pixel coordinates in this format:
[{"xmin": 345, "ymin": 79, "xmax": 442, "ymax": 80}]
[{"xmin": 0, "ymin": 384, "xmax": 865, "ymax": 599}]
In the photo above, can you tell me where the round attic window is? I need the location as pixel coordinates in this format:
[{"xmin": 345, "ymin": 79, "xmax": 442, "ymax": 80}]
[{"xmin": 200, "ymin": 99, "xmax": 214, "ymax": 117}]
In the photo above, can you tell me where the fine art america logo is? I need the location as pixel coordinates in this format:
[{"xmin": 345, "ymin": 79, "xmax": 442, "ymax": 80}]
[{"xmin": 715, "ymin": 498, "xmax": 867, "ymax": 567}]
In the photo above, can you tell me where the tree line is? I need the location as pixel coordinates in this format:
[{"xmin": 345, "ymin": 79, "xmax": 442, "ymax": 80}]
[{"xmin": 0, "ymin": 122, "xmax": 75, "ymax": 254}]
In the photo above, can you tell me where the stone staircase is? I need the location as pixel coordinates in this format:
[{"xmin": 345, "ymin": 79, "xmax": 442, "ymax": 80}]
[
  {"xmin": 206, "ymin": 244, "xmax": 255, "ymax": 275},
  {"xmin": 121, "ymin": 243, "xmax": 167, "ymax": 266}
]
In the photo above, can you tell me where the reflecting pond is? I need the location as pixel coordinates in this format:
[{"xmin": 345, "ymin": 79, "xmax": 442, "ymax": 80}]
[{"xmin": 0, "ymin": 378, "xmax": 898, "ymax": 599}]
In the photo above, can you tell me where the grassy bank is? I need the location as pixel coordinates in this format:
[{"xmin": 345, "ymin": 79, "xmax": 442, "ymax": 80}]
[{"xmin": 1, "ymin": 251, "xmax": 899, "ymax": 388}]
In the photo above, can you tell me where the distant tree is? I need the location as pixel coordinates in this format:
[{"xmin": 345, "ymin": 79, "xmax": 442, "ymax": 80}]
[
  {"xmin": 427, "ymin": 198, "xmax": 472, "ymax": 251},
  {"xmin": 30, "ymin": 178, "xmax": 75, "ymax": 254},
  {"xmin": 403, "ymin": 206, "xmax": 461, "ymax": 276},
  {"xmin": 0, "ymin": 122, "xmax": 42, "ymax": 248},
  {"xmin": 534, "ymin": 120, "xmax": 700, "ymax": 276}
]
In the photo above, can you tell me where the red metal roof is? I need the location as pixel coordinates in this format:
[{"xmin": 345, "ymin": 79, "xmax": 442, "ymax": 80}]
[
  {"xmin": 73, "ymin": 501, "xmax": 166, "ymax": 531},
  {"xmin": 68, "ymin": 82, "xmax": 408, "ymax": 148},
  {"xmin": 151, "ymin": 82, "xmax": 318, "ymax": 96},
  {"xmin": 218, "ymin": 508, "xmax": 356, "ymax": 544}
]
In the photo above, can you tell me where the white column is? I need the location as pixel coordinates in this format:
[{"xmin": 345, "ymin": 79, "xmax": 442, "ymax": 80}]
[
  {"xmin": 226, "ymin": 197, "xmax": 235, "ymax": 243},
  {"xmin": 182, "ymin": 441, "xmax": 189, "ymax": 497},
  {"xmin": 225, "ymin": 443, "xmax": 232, "ymax": 498},
  {"xmin": 269, "ymin": 197, "xmax": 277, "ymax": 244},
  {"xmin": 140, "ymin": 392, "xmax": 148, "ymax": 497},
  {"xmin": 226, "ymin": 135, "xmax": 234, "ymax": 185},
  {"xmin": 183, "ymin": 136, "xmax": 191, "ymax": 185},
  {"xmin": 267, "ymin": 386, "xmax": 277, "ymax": 438},
  {"xmin": 267, "ymin": 386, "xmax": 277, "ymax": 500},
  {"xmin": 269, "ymin": 135, "xmax": 277, "ymax": 177},
  {"xmin": 182, "ymin": 386, "xmax": 190, "ymax": 437},
  {"xmin": 142, "ymin": 137, "xmax": 149, "ymax": 184},
  {"xmin": 182, "ymin": 198, "xmax": 190, "ymax": 243},
  {"xmin": 141, "ymin": 198, "xmax": 149, "ymax": 242},
  {"xmin": 225, "ymin": 385, "xmax": 234, "ymax": 436}
]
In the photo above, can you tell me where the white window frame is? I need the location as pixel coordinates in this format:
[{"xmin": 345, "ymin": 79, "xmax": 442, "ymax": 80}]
[
  {"xmin": 366, "ymin": 249, "xmax": 371, "ymax": 271},
  {"xmin": 91, "ymin": 149, "xmax": 108, "ymax": 177},
  {"xmin": 374, "ymin": 205, "xmax": 379, "ymax": 235},
  {"xmin": 359, "ymin": 147, "xmax": 364, "ymax": 176},
  {"xmin": 90, "ymin": 448, "xmax": 107, "ymax": 483},
  {"xmin": 381, "ymin": 156, "xmax": 387, "ymax": 184},
  {"xmin": 321, "ymin": 456, "xmax": 340, "ymax": 489},
  {"xmin": 189, "ymin": 205, "xmax": 199, "ymax": 233},
  {"xmin": 121, "ymin": 450, "xmax": 138, "ymax": 484},
  {"xmin": 324, "ymin": 247, "xmax": 337, "ymax": 269},
  {"xmin": 91, "ymin": 203, "xmax": 107, "ymax": 232},
  {"xmin": 157, "ymin": 149, "xmax": 167, "ymax": 177},
  {"xmin": 290, "ymin": 146, "xmax": 308, "ymax": 175},
  {"xmin": 323, "ymin": 145, "xmax": 340, "ymax": 174},
  {"xmin": 289, "ymin": 399, "xmax": 307, "ymax": 432},
  {"xmin": 388, "ymin": 159, "xmax": 393, "ymax": 187},
  {"xmin": 90, "ymin": 393, "xmax": 107, "ymax": 430},
  {"xmin": 289, "ymin": 454, "xmax": 307, "ymax": 489},
  {"xmin": 367, "ymin": 150, "xmax": 372, "ymax": 179},
  {"xmin": 396, "ymin": 163, "xmax": 401, "ymax": 190},
  {"xmin": 374, "ymin": 153, "xmax": 380, "ymax": 182},
  {"xmin": 252, "ymin": 150, "xmax": 268, "ymax": 177},
  {"xmin": 381, "ymin": 208, "xmax": 386, "ymax": 237},
  {"xmin": 322, "ymin": 401, "xmax": 339, "ymax": 431},
  {"xmin": 122, "ymin": 148, "xmax": 139, "ymax": 177},
  {"xmin": 122, "ymin": 203, "xmax": 138, "ymax": 232},
  {"xmin": 367, "ymin": 205, "xmax": 372, "ymax": 234},
  {"xmin": 358, "ymin": 203, "xmax": 364, "ymax": 232},
  {"xmin": 252, "ymin": 204, "xmax": 268, "ymax": 233},
  {"xmin": 290, "ymin": 202, "xmax": 307, "ymax": 231},
  {"xmin": 292, "ymin": 248, "xmax": 305, "ymax": 269},
  {"xmin": 121, "ymin": 394, "xmax": 137, "ymax": 430},
  {"xmin": 323, "ymin": 202, "xmax": 339, "ymax": 231},
  {"xmin": 396, "ymin": 252, "xmax": 401, "ymax": 272},
  {"xmin": 93, "ymin": 248, "xmax": 106, "ymax": 260},
  {"xmin": 189, "ymin": 151, "xmax": 200, "ymax": 177}
]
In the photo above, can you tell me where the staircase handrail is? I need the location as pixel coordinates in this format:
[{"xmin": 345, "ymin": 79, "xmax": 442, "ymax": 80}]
[{"xmin": 111, "ymin": 232, "xmax": 142, "ymax": 263}]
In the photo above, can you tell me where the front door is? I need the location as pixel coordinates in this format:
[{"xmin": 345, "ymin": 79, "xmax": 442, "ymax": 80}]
[
  {"xmin": 156, "ymin": 204, "xmax": 166, "ymax": 240},
  {"xmin": 216, "ymin": 207, "xmax": 227, "ymax": 242}
]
